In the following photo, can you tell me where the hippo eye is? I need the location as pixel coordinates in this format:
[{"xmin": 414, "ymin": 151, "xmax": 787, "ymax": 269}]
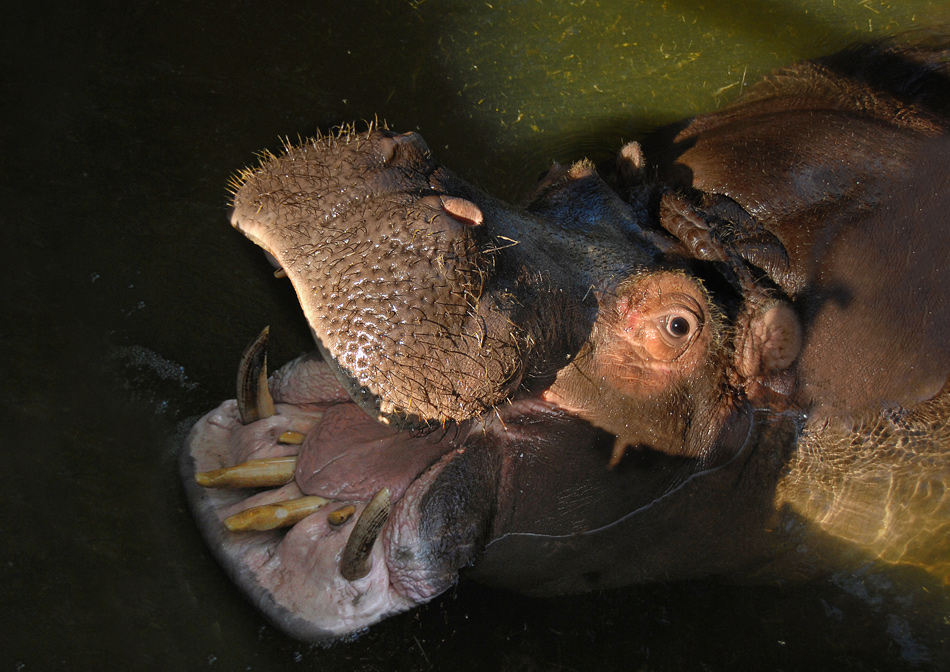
[
  {"xmin": 669, "ymin": 316, "xmax": 690, "ymax": 337},
  {"xmin": 656, "ymin": 311, "xmax": 701, "ymax": 347}
]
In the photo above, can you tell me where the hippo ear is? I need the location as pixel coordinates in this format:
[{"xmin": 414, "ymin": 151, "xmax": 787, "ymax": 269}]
[{"xmin": 615, "ymin": 141, "xmax": 646, "ymax": 186}]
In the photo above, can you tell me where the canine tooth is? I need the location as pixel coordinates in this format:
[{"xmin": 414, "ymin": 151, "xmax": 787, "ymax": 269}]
[
  {"xmin": 223, "ymin": 495, "xmax": 331, "ymax": 532},
  {"xmin": 278, "ymin": 430, "xmax": 306, "ymax": 445},
  {"xmin": 340, "ymin": 488, "xmax": 391, "ymax": 581},
  {"xmin": 327, "ymin": 504, "xmax": 356, "ymax": 526},
  {"xmin": 194, "ymin": 456, "xmax": 297, "ymax": 488},
  {"xmin": 273, "ymin": 268, "xmax": 287, "ymax": 279},
  {"xmin": 237, "ymin": 326, "xmax": 276, "ymax": 424}
]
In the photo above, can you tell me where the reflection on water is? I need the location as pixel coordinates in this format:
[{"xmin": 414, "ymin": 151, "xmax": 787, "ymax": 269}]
[{"xmin": 2, "ymin": 0, "xmax": 948, "ymax": 669}]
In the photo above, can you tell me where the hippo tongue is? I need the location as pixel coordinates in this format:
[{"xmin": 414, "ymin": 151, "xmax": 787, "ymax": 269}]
[{"xmin": 295, "ymin": 403, "xmax": 460, "ymax": 501}]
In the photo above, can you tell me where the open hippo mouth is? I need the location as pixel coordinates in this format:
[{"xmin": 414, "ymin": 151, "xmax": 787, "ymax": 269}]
[{"xmin": 182, "ymin": 335, "xmax": 484, "ymax": 640}]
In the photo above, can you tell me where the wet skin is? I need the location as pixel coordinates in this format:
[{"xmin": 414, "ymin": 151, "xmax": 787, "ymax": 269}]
[{"xmin": 181, "ymin": 40, "xmax": 950, "ymax": 640}]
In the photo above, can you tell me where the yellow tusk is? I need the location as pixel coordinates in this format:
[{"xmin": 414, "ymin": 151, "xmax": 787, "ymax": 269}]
[
  {"xmin": 195, "ymin": 456, "xmax": 297, "ymax": 489},
  {"xmin": 223, "ymin": 495, "xmax": 332, "ymax": 532}
]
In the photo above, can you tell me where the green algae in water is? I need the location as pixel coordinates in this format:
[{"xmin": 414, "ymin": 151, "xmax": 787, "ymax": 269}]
[{"xmin": 408, "ymin": 0, "xmax": 948, "ymax": 196}]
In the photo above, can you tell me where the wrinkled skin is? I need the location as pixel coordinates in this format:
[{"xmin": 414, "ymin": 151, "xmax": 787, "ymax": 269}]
[{"xmin": 181, "ymin": 41, "xmax": 950, "ymax": 641}]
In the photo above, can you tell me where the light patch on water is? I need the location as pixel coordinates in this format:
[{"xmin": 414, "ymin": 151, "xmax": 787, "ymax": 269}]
[
  {"xmin": 831, "ymin": 564, "xmax": 937, "ymax": 663},
  {"xmin": 820, "ymin": 598, "xmax": 844, "ymax": 620},
  {"xmin": 109, "ymin": 345, "xmax": 198, "ymax": 391},
  {"xmin": 107, "ymin": 345, "xmax": 200, "ymax": 418}
]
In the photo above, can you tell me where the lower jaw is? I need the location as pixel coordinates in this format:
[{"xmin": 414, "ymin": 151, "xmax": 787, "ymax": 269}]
[
  {"xmin": 180, "ymin": 332, "xmax": 469, "ymax": 640},
  {"xmin": 181, "ymin": 396, "xmax": 452, "ymax": 641}
]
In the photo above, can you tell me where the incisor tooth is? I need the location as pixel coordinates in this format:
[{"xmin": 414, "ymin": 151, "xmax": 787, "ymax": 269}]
[
  {"xmin": 223, "ymin": 495, "xmax": 332, "ymax": 532},
  {"xmin": 194, "ymin": 456, "xmax": 297, "ymax": 489},
  {"xmin": 237, "ymin": 326, "xmax": 276, "ymax": 424},
  {"xmin": 278, "ymin": 430, "xmax": 306, "ymax": 445},
  {"xmin": 327, "ymin": 504, "xmax": 356, "ymax": 526}
]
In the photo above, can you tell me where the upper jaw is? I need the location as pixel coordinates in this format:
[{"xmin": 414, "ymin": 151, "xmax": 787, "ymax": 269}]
[
  {"xmin": 229, "ymin": 146, "xmax": 590, "ymax": 429},
  {"xmin": 228, "ymin": 129, "xmax": 537, "ymax": 425}
]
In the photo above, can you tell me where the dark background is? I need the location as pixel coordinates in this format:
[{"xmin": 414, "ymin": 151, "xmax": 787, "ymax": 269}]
[{"xmin": 3, "ymin": 1, "xmax": 948, "ymax": 670}]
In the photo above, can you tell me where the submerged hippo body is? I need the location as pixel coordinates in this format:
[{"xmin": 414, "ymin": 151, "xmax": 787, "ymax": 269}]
[{"xmin": 181, "ymin": 41, "xmax": 950, "ymax": 640}]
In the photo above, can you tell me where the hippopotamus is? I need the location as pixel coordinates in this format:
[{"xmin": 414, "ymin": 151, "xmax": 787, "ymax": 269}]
[{"xmin": 180, "ymin": 39, "xmax": 950, "ymax": 641}]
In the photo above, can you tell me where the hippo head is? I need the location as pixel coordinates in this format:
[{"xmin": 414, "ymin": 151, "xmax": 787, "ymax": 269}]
[
  {"xmin": 181, "ymin": 125, "xmax": 802, "ymax": 640},
  {"xmin": 233, "ymin": 127, "xmax": 800, "ymax": 456}
]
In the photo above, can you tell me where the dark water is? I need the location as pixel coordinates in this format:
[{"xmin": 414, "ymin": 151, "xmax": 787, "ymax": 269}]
[{"xmin": 3, "ymin": 1, "xmax": 949, "ymax": 670}]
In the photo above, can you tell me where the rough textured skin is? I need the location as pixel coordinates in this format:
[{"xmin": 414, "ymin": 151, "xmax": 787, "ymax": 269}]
[
  {"xmin": 229, "ymin": 132, "xmax": 581, "ymax": 424},
  {"xmin": 182, "ymin": 39, "xmax": 950, "ymax": 641}
]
